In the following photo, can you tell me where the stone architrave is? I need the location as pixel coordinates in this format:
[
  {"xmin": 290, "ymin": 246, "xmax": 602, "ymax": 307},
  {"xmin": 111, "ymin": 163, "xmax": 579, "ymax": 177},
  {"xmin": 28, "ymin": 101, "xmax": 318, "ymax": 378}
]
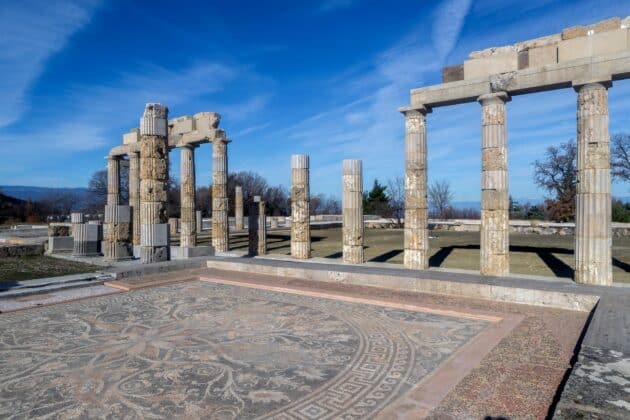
[
  {"xmin": 575, "ymin": 82, "xmax": 612, "ymax": 285},
  {"xmin": 478, "ymin": 92, "xmax": 510, "ymax": 276},
  {"xmin": 402, "ymin": 107, "xmax": 430, "ymax": 270},
  {"xmin": 139, "ymin": 103, "xmax": 170, "ymax": 263},
  {"xmin": 212, "ymin": 138, "xmax": 229, "ymax": 252},
  {"xmin": 129, "ymin": 151, "xmax": 141, "ymax": 246},
  {"xmin": 291, "ymin": 154, "xmax": 311, "ymax": 259},
  {"xmin": 235, "ymin": 186, "xmax": 244, "ymax": 231},
  {"xmin": 342, "ymin": 159, "xmax": 364, "ymax": 264}
]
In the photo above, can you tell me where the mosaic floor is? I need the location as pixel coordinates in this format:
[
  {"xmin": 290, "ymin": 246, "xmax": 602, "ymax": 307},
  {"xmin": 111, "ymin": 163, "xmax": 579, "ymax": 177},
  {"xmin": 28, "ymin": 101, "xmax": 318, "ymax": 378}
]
[{"xmin": 0, "ymin": 281, "xmax": 488, "ymax": 419}]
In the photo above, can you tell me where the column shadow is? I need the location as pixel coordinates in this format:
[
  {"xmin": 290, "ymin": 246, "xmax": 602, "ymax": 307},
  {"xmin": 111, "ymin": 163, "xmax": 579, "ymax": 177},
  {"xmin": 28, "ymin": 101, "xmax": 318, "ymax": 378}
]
[
  {"xmin": 369, "ymin": 249, "xmax": 403, "ymax": 263},
  {"xmin": 613, "ymin": 257, "xmax": 630, "ymax": 272}
]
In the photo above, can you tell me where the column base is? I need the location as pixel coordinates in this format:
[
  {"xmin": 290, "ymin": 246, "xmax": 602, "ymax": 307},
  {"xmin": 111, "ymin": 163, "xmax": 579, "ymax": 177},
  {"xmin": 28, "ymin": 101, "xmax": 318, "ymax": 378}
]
[
  {"xmin": 140, "ymin": 246, "xmax": 170, "ymax": 264},
  {"xmin": 343, "ymin": 245, "xmax": 364, "ymax": 264},
  {"xmin": 291, "ymin": 242, "xmax": 311, "ymax": 259},
  {"xmin": 403, "ymin": 249, "xmax": 428, "ymax": 270}
]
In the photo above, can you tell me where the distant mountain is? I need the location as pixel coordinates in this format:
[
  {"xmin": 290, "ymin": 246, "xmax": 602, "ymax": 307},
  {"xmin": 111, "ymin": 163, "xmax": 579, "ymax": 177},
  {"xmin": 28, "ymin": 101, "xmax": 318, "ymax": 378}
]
[{"xmin": 0, "ymin": 186, "xmax": 88, "ymax": 202}]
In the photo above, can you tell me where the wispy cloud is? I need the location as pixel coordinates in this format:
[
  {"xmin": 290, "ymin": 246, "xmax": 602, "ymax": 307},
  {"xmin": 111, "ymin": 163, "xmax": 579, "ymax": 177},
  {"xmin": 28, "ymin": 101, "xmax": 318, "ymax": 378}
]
[
  {"xmin": 432, "ymin": 0, "xmax": 472, "ymax": 61},
  {"xmin": 0, "ymin": 0, "xmax": 102, "ymax": 128}
]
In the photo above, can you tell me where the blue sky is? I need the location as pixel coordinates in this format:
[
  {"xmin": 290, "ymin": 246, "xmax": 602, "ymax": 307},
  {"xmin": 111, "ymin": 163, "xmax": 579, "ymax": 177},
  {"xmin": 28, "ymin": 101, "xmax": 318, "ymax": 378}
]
[{"xmin": 2, "ymin": 0, "xmax": 630, "ymax": 202}]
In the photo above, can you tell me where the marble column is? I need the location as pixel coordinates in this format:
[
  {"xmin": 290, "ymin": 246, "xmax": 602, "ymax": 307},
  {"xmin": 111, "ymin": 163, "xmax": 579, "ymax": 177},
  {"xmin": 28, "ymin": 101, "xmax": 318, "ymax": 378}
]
[
  {"xmin": 342, "ymin": 159, "xmax": 364, "ymax": 264},
  {"xmin": 478, "ymin": 92, "xmax": 510, "ymax": 276},
  {"xmin": 291, "ymin": 154, "xmax": 311, "ymax": 259},
  {"xmin": 70, "ymin": 212, "xmax": 84, "ymax": 238},
  {"xmin": 107, "ymin": 156, "xmax": 121, "ymax": 205},
  {"xmin": 402, "ymin": 107, "xmax": 430, "ymax": 270},
  {"xmin": 129, "ymin": 151, "xmax": 141, "ymax": 246},
  {"xmin": 235, "ymin": 186, "xmax": 244, "ymax": 231},
  {"xmin": 139, "ymin": 103, "xmax": 170, "ymax": 263},
  {"xmin": 575, "ymin": 82, "xmax": 612, "ymax": 285},
  {"xmin": 180, "ymin": 144, "xmax": 197, "ymax": 248},
  {"xmin": 248, "ymin": 196, "xmax": 266, "ymax": 256},
  {"xmin": 196, "ymin": 211, "xmax": 203, "ymax": 233},
  {"xmin": 212, "ymin": 138, "xmax": 229, "ymax": 252}
]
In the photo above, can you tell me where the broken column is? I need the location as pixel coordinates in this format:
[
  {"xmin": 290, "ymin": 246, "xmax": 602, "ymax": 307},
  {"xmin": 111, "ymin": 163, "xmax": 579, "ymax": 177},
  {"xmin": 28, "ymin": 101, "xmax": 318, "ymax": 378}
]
[
  {"xmin": 129, "ymin": 151, "xmax": 141, "ymax": 247},
  {"xmin": 139, "ymin": 103, "xmax": 170, "ymax": 263},
  {"xmin": 235, "ymin": 186, "xmax": 244, "ymax": 231},
  {"xmin": 342, "ymin": 159, "xmax": 364, "ymax": 264},
  {"xmin": 291, "ymin": 154, "xmax": 311, "ymax": 259},
  {"xmin": 72, "ymin": 223, "xmax": 100, "ymax": 257},
  {"xmin": 70, "ymin": 212, "xmax": 84, "ymax": 238},
  {"xmin": 179, "ymin": 145, "xmax": 197, "ymax": 249},
  {"xmin": 212, "ymin": 136, "xmax": 229, "ymax": 252},
  {"xmin": 402, "ymin": 107, "xmax": 430, "ymax": 270},
  {"xmin": 196, "ymin": 210, "xmax": 203, "ymax": 233},
  {"xmin": 575, "ymin": 82, "xmax": 612, "ymax": 285},
  {"xmin": 104, "ymin": 155, "xmax": 132, "ymax": 261},
  {"xmin": 248, "ymin": 196, "xmax": 266, "ymax": 256},
  {"xmin": 478, "ymin": 92, "xmax": 510, "ymax": 276}
]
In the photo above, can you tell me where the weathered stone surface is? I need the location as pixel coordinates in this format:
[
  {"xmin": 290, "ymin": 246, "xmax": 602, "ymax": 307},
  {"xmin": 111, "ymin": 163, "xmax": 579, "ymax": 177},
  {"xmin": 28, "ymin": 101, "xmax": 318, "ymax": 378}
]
[
  {"xmin": 129, "ymin": 152, "xmax": 141, "ymax": 246},
  {"xmin": 48, "ymin": 224, "xmax": 70, "ymax": 237},
  {"xmin": 291, "ymin": 154, "xmax": 310, "ymax": 259},
  {"xmin": 235, "ymin": 186, "xmax": 243, "ymax": 231},
  {"xmin": 212, "ymin": 139, "xmax": 229, "ymax": 252},
  {"xmin": 442, "ymin": 64, "xmax": 464, "ymax": 83},
  {"xmin": 342, "ymin": 160, "xmax": 363, "ymax": 264},
  {"xmin": 248, "ymin": 196, "xmax": 266, "ymax": 256}
]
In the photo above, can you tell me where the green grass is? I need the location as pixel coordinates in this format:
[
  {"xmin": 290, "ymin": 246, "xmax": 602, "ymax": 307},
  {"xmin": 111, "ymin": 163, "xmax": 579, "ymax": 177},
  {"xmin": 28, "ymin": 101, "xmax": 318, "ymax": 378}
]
[
  {"xmin": 228, "ymin": 228, "xmax": 630, "ymax": 283},
  {"xmin": 0, "ymin": 255, "xmax": 102, "ymax": 282}
]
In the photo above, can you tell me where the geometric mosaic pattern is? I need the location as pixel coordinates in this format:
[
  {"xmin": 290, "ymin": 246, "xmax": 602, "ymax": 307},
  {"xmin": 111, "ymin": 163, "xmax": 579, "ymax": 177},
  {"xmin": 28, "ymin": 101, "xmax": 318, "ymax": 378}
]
[{"xmin": 0, "ymin": 281, "xmax": 487, "ymax": 418}]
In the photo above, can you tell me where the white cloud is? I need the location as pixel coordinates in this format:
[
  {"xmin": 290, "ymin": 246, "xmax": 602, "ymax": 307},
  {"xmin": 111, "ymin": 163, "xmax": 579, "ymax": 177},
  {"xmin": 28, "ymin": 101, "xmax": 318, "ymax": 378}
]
[
  {"xmin": 432, "ymin": 0, "xmax": 472, "ymax": 61},
  {"xmin": 0, "ymin": 0, "xmax": 102, "ymax": 128}
]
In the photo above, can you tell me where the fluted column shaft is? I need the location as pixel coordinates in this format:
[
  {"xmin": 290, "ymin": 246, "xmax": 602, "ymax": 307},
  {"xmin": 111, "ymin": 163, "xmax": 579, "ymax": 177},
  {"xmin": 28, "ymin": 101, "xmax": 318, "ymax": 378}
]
[
  {"xmin": 180, "ymin": 145, "xmax": 197, "ymax": 248},
  {"xmin": 235, "ymin": 186, "xmax": 244, "ymax": 231},
  {"xmin": 107, "ymin": 156, "xmax": 120, "ymax": 205},
  {"xmin": 575, "ymin": 82, "xmax": 612, "ymax": 285},
  {"xmin": 478, "ymin": 92, "xmax": 510, "ymax": 276},
  {"xmin": 291, "ymin": 154, "xmax": 311, "ymax": 259},
  {"xmin": 342, "ymin": 159, "xmax": 364, "ymax": 263},
  {"xmin": 139, "ymin": 103, "xmax": 170, "ymax": 263},
  {"xmin": 258, "ymin": 199, "xmax": 267, "ymax": 255},
  {"xmin": 129, "ymin": 151, "xmax": 141, "ymax": 246},
  {"xmin": 212, "ymin": 139, "xmax": 229, "ymax": 252},
  {"xmin": 248, "ymin": 196, "xmax": 266, "ymax": 255},
  {"xmin": 402, "ymin": 107, "xmax": 430, "ymax": 269},
  {"xmin": 70, "ymin": 212, "xmax": 84, "ymax": 238}
]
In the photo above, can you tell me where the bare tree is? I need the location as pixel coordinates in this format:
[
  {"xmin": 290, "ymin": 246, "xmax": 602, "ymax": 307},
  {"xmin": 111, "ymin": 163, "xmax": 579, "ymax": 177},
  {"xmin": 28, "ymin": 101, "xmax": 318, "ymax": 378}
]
[
  {"xmin": 87, "ymin": 162, "xmax": 129, "ymax": 211},
  {"xmin": 533, "ymin": 141, "xmax": 576, "ymax": 222},
  {"xmin": 612, "ymin": 133, "xmax": 630, "ymax": 182},
  {"xmin": 387, "ymin": 177, "xmax": 405, "ymax": 226},
  {"xmin": 429, "ymin": 180, "xmax": 453, "ymax": 219}
]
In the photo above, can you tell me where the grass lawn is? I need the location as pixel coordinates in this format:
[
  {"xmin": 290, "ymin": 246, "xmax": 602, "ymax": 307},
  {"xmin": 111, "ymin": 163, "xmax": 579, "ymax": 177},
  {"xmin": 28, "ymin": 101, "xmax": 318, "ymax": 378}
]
[
  {"xmin": 0, "ymin": 255, "xmax": 103, "ymax": 282},
  {"xmin": 229, "ymin": 228, "xmax": 630, "ymax": 283}
]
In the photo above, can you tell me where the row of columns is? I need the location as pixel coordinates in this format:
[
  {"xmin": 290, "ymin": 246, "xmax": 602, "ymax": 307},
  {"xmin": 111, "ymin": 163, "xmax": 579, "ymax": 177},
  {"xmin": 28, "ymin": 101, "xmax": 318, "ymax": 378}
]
[{"xmin": 402, "ymin": 82, "xmax": 612, "ymax": 285}]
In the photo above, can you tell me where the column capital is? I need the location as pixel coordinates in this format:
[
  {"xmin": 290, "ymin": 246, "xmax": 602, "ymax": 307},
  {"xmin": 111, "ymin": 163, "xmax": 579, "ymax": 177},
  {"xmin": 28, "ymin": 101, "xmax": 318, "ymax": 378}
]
[
  {"xmin": 177, "ymin": 142, "xmax": 198, "ymax": 150},
  {"xmin": 478, "ymin": 91, "xmax": 511, "ymax": 105},
  {"xmin": 399, "ymin": 105, "xmax": 431, "ymax": 116},
  {"xmin": 105, "ymin": 155, "xmax": 121, "ymax": 161},
  {"xmin": 573, "ymin": 80, "xmax": 612, "ymax": 92}
]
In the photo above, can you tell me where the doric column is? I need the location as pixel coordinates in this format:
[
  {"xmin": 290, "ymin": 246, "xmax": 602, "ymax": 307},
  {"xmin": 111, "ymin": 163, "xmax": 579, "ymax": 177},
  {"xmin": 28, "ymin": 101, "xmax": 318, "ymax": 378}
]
[
  {"xmin": 107, "ymin": 156, "xmax": 121, "ymax": 205},
  {"xmin": 478, "ymin": 92, "xmax": 510, "ymax": 276},
  {"xmin": 248, "ymin": 195, "xmax": 266, "ymax": 256},
  {"xmin": 139, "ymin": 103, "xmax": 170, "ymax": 263},
  {"xmin": 72, "ymin": 223, "xmax": 99, "ymax": 257},
  {"xmin": 212, "ymin": 138, "xmax": 229, "ymax": 252},
  {"xmin": 103, "ymin": 205, "xmax": 132, "ymax": 260},
  {"xmin": 128, "ymin": 151, "xmax": 141, "ymax": 246},
  {"xmin": 575, "ymin": 82, "xmax": 612, "ymax": 285},
  {"xmin": 196, "ymin": 211, "xmax": 202, "ymax": 233},
  {"xmin": 70, "ymin": 212, "xmax": 84, "ymax": 238},
  {"xmin": 291, "ymin": 154, "xmax": 311, "ymax": 259},
  {"xmin": 235, "ymin": 186, "xmax": 244, "ymax": 231},
  {"xmin": 342, "ymin": 159, "xmax": 364, "ymax": 264},
  {"xmin": 402, "ymin": 107, "xmax": 430, "ymax": 269},
  {"xmin": 180, "ymin": 144, "xmax": 197, "ymax": 249}
]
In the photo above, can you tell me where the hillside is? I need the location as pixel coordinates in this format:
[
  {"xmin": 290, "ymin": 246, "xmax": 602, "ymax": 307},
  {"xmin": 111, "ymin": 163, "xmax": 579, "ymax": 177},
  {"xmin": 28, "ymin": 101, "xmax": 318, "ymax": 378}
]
[{"xmin": 0, "ymin": 186, "xmax": 88, "ymax": 202}]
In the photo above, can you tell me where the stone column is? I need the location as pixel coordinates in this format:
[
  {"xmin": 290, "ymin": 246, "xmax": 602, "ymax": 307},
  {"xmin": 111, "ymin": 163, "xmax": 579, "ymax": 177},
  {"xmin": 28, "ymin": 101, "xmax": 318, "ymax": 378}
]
[
  {"xmin": 103, "ymin": 205, "xmax": 132, "ymax": 260},
  {"xmin": 196, "ymin": 211, "xmax": 203, "ymax": 233},
  {"xmin": 180, "ymin": 144, "xmax": 197, "ymax": 248},
  {"xmin": 402, "ymin": 107, "xmax": 430, "ymax": 270},
  {"xmin": 478, "ymin": 92, "xmax": 510, "ymax": 276},
  {"xmin": 107, "ymin": 156, "xmax": 121, "ymax": 206},
  {"xmin": 70, "ymin": 212, "xmax": 84, "ymax": 238},
  {"xmin": 342, "ymin": 159, "xmax": 364, "ymax": 263},
  {"xmin": 212, "ymin": 138, "xmax": 229, "ymax": 252},
  {"xmin": 129, "ymin": 151, "xmax": 141, "ymax": 246},
  {"xmin": 575, "ymin": 82, "xmax": 612, "ymax": 285},
  {"xmin": 291, "ymin": 154, "xmax": 311, "ymax": 259},
  {"xmin": 139, "ymin": 103, "xmax": 170, "ymax": 263},
  {"xmin": 235, "ymin": 186, "xmax": 244, "ymax": 231},
  {"xmin": 248, "ymin": 196, "xmax": 267, "ymax": 256},
  {"xmin": 72, "ymin": 223, "xmax": 99, "ymax": 257}
]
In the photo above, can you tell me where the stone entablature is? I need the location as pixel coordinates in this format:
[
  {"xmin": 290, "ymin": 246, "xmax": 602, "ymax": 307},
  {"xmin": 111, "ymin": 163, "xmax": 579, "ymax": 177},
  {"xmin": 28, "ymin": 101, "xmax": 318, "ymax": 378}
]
[{"xmin": 443, "ymin": 16, "xmax": 630, "ymax": 83}]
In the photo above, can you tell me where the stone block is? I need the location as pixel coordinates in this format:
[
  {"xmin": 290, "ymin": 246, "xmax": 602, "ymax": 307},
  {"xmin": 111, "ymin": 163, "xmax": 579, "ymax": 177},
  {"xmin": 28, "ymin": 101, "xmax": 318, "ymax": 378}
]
[
  {"xmin": 482, "ymin": 190, "xmax": 509, "ymax": 210},
  {"xmin": 105, "ymin": 205, "xmax": 131, "ymax": 224},
  {"xmin": 528, "ymin": 44, "xmax": 558, "ymax": 68},
  {"xmin": 47, "ymin": 236, "xmax": 74, "ymax": 253},
  {"xmin": 464, "ymin": 50, "xmax": 518, "ymax": 79},
  {"xmin": 171, "ymin": 245, "xmax": 215, "ymax": 259},
  {"xmin": 169, "ymin": 116, "xmax": 194, "ymax": 136},
  {"xmin": 123, "ymin": 128, "xmax": 140, "ymax": 145},
  {"xmin": 442, "ymin": 64, "xmax": 464, "ymax": 83},
  {"xmin": 482, "ymin": 148, "xmax": 507, "ymax": 170},
  {"xmin": 517, "ymin": 49, "xmax": 529, "ymax": 69},
  {"xmin": 558, "ymin": 29, "xmax": 629, "ymax": 63},
  {"xmin": 48, "ymin": 224, "xmax": 70, "ymax": 237}
]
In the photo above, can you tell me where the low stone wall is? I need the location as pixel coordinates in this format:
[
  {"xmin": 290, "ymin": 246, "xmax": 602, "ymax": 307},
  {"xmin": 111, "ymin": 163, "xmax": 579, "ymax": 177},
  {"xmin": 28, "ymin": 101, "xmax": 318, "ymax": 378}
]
[{"xmin": 0, "ymin": 244, "xmax": 45, "ymax": 258}]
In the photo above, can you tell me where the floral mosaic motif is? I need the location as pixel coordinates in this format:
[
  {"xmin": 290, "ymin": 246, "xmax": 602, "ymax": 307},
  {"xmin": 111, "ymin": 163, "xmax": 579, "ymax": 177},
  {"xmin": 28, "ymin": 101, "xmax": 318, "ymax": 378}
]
[{"xmin": 0, "ymin": 282, "xmax": 487, "ymax": 419}]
